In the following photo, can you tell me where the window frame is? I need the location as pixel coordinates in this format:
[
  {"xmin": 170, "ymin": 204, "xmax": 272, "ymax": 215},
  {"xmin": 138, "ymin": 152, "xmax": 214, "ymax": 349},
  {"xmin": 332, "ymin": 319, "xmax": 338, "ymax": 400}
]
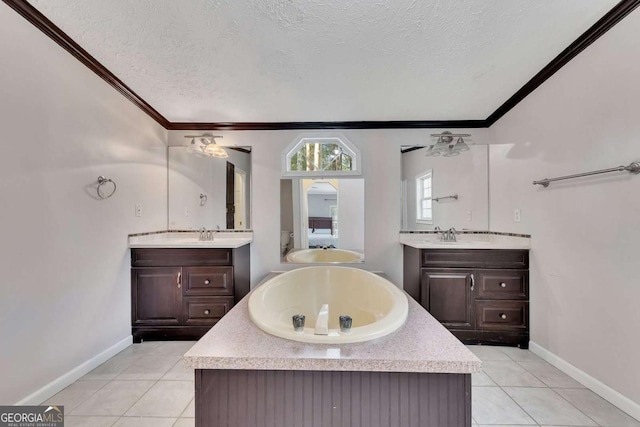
[
  {"xmin": 282, "ymin": 133, "xmax": 361, "ymax": 177},
  {"xmin": 415, "ymin": 170, "xmax": 433, "ymax": 225}
]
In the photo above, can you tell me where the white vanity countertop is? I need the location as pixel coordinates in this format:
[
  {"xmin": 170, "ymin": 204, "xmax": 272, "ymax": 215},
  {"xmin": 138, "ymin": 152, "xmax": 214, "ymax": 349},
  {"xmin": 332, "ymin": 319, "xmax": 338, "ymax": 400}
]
[
  {"xmin": 129, "ymin": 231, "xmax": 253, "ymax": 248},
  {"xmin": 400, "ymin": 232, "xmax": 531, "ymax": 250},
  {"xmin": 183, "ymin": 274, "xmax": 481, "ymax": 374}
]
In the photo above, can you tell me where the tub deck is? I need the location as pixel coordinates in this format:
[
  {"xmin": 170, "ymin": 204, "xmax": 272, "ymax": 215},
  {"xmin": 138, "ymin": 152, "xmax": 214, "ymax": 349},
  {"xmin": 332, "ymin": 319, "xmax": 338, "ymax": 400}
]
[{"xmin": 183, "ymin": 272, "xmax": 481, "ymax": 426}]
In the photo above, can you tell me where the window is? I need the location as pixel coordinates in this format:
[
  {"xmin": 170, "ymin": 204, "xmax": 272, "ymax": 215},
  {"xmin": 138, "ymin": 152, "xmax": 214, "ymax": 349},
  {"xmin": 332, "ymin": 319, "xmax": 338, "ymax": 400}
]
[
  {"xmin": 283, "ymin": 134, "xmax": 361, "ymax": 177},
  {"xmin": 416, "ymin": 170, "xmax": 433, "ymax": 224}
]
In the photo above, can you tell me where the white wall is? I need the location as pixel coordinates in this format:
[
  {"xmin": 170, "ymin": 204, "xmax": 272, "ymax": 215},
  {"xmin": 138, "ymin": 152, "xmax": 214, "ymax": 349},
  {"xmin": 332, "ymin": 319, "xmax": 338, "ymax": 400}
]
[
  {"xmin": 168, "ymin": 129, "xmax": 488, "ymax": 286},
  {"xmin": 488, "ymin": 7, "xmax": 640, "ymax": 406},
  {"xmin": 0, "ymin": 6, "xmax": 167, "ymax": 404},
  {"xmin": 402, "ymin": 145, "xmax": 489, "ymax": 230}
]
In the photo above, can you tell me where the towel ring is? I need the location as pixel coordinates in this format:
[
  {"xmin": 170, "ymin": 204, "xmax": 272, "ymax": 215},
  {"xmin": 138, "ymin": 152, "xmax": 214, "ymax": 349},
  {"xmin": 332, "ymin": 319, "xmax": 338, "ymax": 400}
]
[{"xmin": 97, "ymin": 176, "xmax": 117, "ymax": 199}]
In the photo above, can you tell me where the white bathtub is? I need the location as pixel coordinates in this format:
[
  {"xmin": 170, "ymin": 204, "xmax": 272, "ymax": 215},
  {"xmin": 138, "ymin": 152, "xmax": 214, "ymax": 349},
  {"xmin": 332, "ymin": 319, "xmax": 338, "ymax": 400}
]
[
  {"xmin": 248, "ymin": 267, "xmax": 408, "ymax": 344},
  {"xmin": 285, "ymin": 248, "xmax": 363, "ymax": 263}
]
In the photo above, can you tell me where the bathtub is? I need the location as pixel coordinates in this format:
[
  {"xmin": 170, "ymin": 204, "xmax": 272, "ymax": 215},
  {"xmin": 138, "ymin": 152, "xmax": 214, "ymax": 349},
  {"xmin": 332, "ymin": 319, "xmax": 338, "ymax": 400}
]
[
  {"xmin": 248, "ymin": 266, "xmax": 408, "ymax": 343},
  {"xmin": 285, "ymin": 248, "xmax": 363, "ymax": 263}
]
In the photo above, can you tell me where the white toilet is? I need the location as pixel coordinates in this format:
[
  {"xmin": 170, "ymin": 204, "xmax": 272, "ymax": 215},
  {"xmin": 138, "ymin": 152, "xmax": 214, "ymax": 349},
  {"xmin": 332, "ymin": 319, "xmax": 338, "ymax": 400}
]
[{"xmin": 280, "ymin": 231, "xmax": 292, "ymax": 256}]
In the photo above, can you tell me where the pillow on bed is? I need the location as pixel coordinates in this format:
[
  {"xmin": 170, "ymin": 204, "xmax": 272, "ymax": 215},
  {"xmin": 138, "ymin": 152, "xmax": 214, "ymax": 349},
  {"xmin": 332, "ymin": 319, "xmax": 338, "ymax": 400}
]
[{"xmin": 309, "ymin": 228, "xmax": 331, "ymax": 235}]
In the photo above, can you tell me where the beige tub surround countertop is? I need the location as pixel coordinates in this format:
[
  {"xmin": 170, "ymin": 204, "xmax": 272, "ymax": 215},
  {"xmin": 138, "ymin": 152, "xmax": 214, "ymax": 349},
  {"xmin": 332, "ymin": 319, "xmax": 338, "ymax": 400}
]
[
  {"xmin": 129, "ymin": 230, "xmax": 253, "ymax": 248},
  {"xmin": 400, "ymin": 231, "xmax": 531, "ymax": 250},
  {"xmin": 183, "ymin": 275, "xmax": 481, "ymax": 374}
]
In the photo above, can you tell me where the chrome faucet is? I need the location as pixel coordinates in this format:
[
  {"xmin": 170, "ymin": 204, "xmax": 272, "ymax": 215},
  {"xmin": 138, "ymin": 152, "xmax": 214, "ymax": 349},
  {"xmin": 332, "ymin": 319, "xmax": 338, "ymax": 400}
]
[
  {"xmin": 441, "ymin": 227, "xmax": 457, "ymax": 242},
  {"xmin": 199, "ymin": 227, "xmax": 216, "ymax": 241}
]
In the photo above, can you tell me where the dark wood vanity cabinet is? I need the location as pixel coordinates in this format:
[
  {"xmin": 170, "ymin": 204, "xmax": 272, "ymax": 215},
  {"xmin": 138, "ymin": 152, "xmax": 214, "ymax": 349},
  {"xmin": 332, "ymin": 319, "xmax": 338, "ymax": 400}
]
[
  {"xmin": 131, "ymin": 246, "xmax": 250, "ymax": 342},
  {"xmin": 405, "ymin": 248, "xmax": 529, "ymax": 348}
]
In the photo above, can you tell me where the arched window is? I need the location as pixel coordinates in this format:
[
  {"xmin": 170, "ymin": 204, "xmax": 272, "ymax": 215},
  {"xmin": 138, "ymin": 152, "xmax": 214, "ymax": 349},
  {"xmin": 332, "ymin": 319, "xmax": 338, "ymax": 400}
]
[{"xmin": 282, "ymin": 134, "xmax": 361, "ymax": 177}]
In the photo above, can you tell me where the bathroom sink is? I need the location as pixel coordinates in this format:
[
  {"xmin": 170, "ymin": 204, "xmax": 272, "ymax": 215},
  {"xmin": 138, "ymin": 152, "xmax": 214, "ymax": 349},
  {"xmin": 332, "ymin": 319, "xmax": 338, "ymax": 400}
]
[{"xmin": 249, "ymin": 267, "xmax": 408, "ymax": 344}]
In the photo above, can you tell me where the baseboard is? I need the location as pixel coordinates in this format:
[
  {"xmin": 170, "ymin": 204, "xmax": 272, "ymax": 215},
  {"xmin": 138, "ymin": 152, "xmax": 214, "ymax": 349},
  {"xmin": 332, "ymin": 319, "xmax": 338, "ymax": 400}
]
[
  {"xmin": 15, "ymin": 335, "xmax": 132, "ymax": 405},
  {"xmin": 529, "ymin": 341, "xmax": 640, "ymax": 421}
]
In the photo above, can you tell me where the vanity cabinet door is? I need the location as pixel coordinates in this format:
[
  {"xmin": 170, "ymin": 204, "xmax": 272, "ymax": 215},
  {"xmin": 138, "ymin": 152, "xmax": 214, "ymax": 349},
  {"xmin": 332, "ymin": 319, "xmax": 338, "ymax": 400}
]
[
  {"xmin": 420, "ymin": 269, "xmax": 475, "ymax": 330},
  {"xmin": 131, "ymin": 267, "xmax": 182, "ymax": 325}
]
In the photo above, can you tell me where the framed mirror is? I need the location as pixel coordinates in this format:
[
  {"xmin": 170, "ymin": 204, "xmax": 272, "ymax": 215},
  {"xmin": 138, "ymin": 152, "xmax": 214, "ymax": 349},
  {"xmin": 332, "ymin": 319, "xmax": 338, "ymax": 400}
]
[
  {"xmin": 401, "ymin": 144, "xmax": 488, "ymax": 230},
  {"xmin": 280, "ymin": 178, "xmax": 364, "ymax": 263},
  {"xmin": 168, "ymin": 146, "xmax": 251, "ymax": 230}
]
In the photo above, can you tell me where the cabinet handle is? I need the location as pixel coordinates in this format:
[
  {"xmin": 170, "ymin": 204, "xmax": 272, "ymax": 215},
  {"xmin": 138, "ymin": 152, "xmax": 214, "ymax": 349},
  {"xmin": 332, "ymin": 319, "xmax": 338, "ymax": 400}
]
[
  {"xmin": 204, "ymin": 279, "xmax": 210, "ymax": 285},
  {"xmin": 500, "ymin": 282, "xmax": 507, "ymax": 288},
  {"xmin": 204, "ymin": 309, "xmax": 211, "ymax": 315},
  {"xmin": 177, "ymin": 272, "xmax": 182, "ymax": 288},
  {"xmin": 500, "ymin": 313, "xmax": 507, "ymax": 320},
  {"xmin": 470, "ymin": 273, "xmax": 475, "ymax": 291}
]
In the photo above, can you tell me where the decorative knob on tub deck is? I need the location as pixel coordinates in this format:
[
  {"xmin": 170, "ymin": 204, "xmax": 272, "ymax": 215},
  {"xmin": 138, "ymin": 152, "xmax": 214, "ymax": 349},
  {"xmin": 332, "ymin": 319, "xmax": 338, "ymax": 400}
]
[
  {"xmin": 339, "ymin": 315, "xmax": 353, "ymax": 334},
  {"xmin": 292, "ymin": 314, "xmax": 305, "ymax": 332}
]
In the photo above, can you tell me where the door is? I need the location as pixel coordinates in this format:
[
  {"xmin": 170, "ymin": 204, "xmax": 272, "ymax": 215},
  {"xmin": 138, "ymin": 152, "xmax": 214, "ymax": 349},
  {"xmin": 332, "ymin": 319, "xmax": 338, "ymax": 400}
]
[
  {"xmin": 420, "ymin": 268, "xmax": 475, "ymax": 329},
  {"xmin": 234, "ymin": 168, "xmax": 246, "ymax": 229},
  {"xmin": 226, "ymin": 161, "xmax": 235, "ymax": 229},
  {"xmin": 131, "ymin": 267, "xmax": 182, "ymax": 325}
]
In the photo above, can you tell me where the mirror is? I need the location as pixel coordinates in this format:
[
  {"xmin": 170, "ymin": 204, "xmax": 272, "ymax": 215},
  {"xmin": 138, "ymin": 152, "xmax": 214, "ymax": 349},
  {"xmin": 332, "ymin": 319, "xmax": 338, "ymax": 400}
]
[
  {"xmin": 168, "ymin": 146, "xmax": 251, "ymax": 230},
  {"xmin": 280, "ymin": 178, "xmax": 365, "ymax": 263},
  {"xmin": 401, "ymin": 145, "xmax": 488, "ymax": 230}
]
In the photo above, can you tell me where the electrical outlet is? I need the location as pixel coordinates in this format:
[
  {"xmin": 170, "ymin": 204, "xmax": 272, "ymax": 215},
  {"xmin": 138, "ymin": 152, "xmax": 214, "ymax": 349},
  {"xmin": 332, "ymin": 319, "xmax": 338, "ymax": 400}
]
[
  {"xmin": 135, "ymin": 203, "xmax": 142, "ymax": 217},
  {"xmin": 514, "ymin": 209, "xmax": 521, "ymax": 223},
  {"xmin": 184, "ymin": 207, "xmax": 190, "ymax": 217},
  {"xmin": 466, "ymin": 211, "xmax": 472, "ymax": 222}
]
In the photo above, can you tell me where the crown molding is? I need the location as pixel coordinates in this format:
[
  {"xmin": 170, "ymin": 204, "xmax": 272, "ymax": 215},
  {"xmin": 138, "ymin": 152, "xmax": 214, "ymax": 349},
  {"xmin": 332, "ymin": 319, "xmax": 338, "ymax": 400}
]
[
  {"xmin": 4, "ymin": 0, "xmax": 639, "ymax": 131},
  {"xmin": 485, "ymin": 0, "xmax": 640, "ymax": 126},
  {"xmin": 167, "ymin": 120, "xmax": 488, "ymax": 131},
  {"xmin": 2, "ymin": 0, "xmax": 171, "ymax": 128}
]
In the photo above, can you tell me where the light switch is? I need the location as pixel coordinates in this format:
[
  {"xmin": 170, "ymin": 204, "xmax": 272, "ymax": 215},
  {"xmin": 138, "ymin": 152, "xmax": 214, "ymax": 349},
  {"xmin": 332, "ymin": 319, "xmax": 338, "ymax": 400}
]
[
  {"xmin": 466, "ymin": 211, "xmax": 472, "ymax": 222},
  {"xmin": 135, "ymin": 203, "xmax": 142, "ymax": 217},
  {"xmin": 514, "ymin": 209, "xmax": 521, "ymax": 223},
  {"xmin": 184, "ymin": 207, "xmax": 190, "ymax": 217}
]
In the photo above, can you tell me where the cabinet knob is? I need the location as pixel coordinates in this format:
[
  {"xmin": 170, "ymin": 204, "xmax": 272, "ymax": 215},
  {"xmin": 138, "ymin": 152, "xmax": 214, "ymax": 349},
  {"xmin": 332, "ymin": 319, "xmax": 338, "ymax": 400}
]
[
  {"xmin": 500, "ymin": 282, "xmax": 507, "ymax": 288},
  {"xmin": 500, "ymin": 313, "xmax": 507, "ymax": 320},
  {"xmin": 204, "ymin": 279, "xmax": 210, "ymax": 285},
  {"xmin": 204, "ymin": 309, "xmax": 211, "ymax": 315}
]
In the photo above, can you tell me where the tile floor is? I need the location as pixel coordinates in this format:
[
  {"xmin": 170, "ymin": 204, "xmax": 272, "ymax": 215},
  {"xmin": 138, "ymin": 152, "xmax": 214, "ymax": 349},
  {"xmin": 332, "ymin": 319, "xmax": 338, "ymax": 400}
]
[{"xmin": 43, "ymin": 342, "xmax": 640, "ymax": 427}]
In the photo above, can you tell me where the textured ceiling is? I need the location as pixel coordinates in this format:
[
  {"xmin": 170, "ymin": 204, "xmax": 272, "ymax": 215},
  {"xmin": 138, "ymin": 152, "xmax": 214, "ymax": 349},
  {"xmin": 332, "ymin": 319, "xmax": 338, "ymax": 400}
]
[{"xmin": 30, "ymin": 0, "xmax": 619, "ymax": 122}]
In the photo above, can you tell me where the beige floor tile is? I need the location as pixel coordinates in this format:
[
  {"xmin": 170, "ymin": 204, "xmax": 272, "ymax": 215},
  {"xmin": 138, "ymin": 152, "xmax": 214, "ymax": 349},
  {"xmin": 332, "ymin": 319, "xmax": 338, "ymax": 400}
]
[
  {"xmin": 162, "ymin": 359, "xmax": 195, "ymax": 381},
  {"xmin": 466, "ymin": 345, "xmax": 512, "ymax": 361},
  {"xmin": 43, "ymin": 380, "xmax": 109, "ymax": 410},
  {"xmin": 472, "ymin": 371, "xmax": 497, "ymax": 386},
  {"xmin": 173, "ymin": 418, "xmax": 195, "ymax": 427},
  {"xmin": 518, "ymin": 361, "xmax": 585, "ymax": 388},
  {"xmin": 113, "ymin": 417, "xmax": 177, "ymax": 426},
  {"xmin": 81, "ymin": 353, "xmax": 141, "ymax": 381},
  {"xmin": 119, "ymin": 342, "xmax": 163, "ymax": 355},
  {"xmin": 116, "ymin": 355, "xmax": 182, "ymax": 381},
  {"xmin": 472, "ymin": 386, "xmax": 536, "ymax": 425},
  {"xmin": 499, "ymin": 346, "xmax": 543, "ymax": 362},
  {"xmin": 504, "ymin": 387, "xmax": 597, "ymax": 426},
  {"xmin": 153, "ymin": 341, "xmax": 197, "ymax": 356},
  {"xmin": 482, "ymin": 360, "xmax": 546, "ymax": 387},
  {"xmin": 63, "ymin": 416, "xmax": 119, "ymax": 427},
  {"xmin": 181, "ymin": 399, "xmax": 195, "ymax": 418},
  {"xmin": 554, "ymin": 388, "xmax": 640, "ymax": 427},
  {"xmin": 70, "ymin": 380, "xmax": 155, "ymax": 416},
  {"xmin": 125, "ymin": 381, "xmax": 193, "ymax": 418}
]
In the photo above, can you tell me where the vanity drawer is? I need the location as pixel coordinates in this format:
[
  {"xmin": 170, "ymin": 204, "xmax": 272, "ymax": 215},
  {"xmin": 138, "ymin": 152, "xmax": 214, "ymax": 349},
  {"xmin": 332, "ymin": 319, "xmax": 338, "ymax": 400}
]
[
  {"xmin": 476, "ymin": 270, "xmax": 528, "ymax": 300},
  {"xmin": 183, "ymin": 266, "xmax": 234, "ymax": 296},
  {"xmin": 183, "ymin": 297, "xmax": 234, "ymax": 325},
  {"xmin": 131, "ymin": 248, "xmax": 232, "ymax": 267},
  {"xmin": 421, "ymin": 249, "xmax": 529, "ymax": 269},
  {"xmin": 476, "ymin": 301, "xmax": 528, "ymax": 331}
]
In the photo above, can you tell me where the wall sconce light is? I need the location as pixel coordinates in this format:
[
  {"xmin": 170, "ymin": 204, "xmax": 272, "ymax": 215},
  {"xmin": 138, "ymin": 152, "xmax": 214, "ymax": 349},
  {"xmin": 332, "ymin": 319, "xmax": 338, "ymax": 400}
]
[
  {"xmin": 426, "ymin": 131, "xmax": 472, "ymax": 157},
  {"xmin": 184, "ymin": 134, "xmax": 228, "ymax": 158}
]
